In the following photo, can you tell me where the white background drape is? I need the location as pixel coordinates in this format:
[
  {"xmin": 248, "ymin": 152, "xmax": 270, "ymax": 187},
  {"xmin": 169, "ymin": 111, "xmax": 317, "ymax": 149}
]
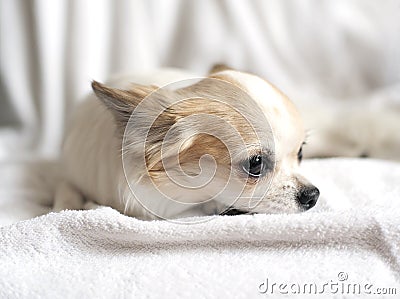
[{"xmin": 1, "ymin": 0, "xmax": 400, "ymax": 159}]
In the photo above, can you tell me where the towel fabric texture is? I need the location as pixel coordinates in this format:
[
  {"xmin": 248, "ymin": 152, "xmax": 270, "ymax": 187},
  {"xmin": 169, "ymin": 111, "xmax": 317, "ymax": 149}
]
[{"xmin": 0, "ymin": 158, "xmax": 399, "ymax": 298}]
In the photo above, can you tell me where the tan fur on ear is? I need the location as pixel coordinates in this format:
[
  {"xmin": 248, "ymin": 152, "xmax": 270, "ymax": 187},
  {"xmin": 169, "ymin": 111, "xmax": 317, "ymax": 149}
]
[
  {"xmin": 128, "ymin": 83, "xmax": 160, "ymax": 99},
  {"xmin": 92, "ymin": 81, "xmax": 156, "ymax": 106},
  {"xmin": 91, "ymin": 80, "xmax": 158, "ymax": 126},
  {"xmin": 208, "ymin": 64, "xmax": 232, "ymax": 74}
]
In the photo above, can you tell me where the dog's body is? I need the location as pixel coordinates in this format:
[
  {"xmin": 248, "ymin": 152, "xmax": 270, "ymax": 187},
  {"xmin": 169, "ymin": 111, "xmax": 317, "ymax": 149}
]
[{"xmin": 55, "ymin": 67, "xmax": 321, "ymax": 220}]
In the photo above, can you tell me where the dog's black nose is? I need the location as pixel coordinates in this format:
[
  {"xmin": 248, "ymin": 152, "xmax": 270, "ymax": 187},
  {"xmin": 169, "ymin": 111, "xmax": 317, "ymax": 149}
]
[{"xmin": 297, "ymin": 186, "xmax": 319, "ymax": 210}]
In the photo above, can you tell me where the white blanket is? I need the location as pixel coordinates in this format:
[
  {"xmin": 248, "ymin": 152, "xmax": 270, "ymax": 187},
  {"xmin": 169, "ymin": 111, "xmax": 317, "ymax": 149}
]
[{"xmin": 1, "ymin": 158, "xmax": 399, "ymax": 298}]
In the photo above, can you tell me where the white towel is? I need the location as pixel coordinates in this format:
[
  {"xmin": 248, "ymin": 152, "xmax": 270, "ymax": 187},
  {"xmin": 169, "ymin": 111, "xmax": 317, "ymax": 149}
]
[{"xmin": 1, "ymin": 158, "xmax": 400, "ymax": 298}]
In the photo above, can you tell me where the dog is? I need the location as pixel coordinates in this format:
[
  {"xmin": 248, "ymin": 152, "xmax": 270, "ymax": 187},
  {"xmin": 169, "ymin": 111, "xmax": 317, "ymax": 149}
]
[{"xmin": 54, "ymin": 65, "xmax": 319, "ymax": 220}]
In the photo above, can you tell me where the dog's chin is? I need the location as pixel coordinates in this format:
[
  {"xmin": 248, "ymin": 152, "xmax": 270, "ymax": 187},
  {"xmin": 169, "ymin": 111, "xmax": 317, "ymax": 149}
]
[
  {"xmin": 220, "ymin": 201, "xmax": 305, "ymax": 216},
  {"xmin": 220, "ymin": 206, "xmax": 304, "ymax": 216},
  {"xmin": 220, "ymin": 208, "xmax": 251, "ymax": 216}
]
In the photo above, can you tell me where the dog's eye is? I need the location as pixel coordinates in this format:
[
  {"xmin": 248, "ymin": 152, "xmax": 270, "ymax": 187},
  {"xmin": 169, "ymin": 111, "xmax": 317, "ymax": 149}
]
[
  {"xmin": 242, "ymin": 154, "xmax": 270, "ymax": 178},
  {"xmin": 297, "ymin": 146, "xmax": 303, "ymax": 162}
]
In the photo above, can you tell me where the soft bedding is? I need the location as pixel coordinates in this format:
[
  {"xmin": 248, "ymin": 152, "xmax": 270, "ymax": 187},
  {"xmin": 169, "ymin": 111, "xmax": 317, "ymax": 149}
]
[{"xmin": 0, "ymin": 158, "xmax": 399, "ymax": 298}]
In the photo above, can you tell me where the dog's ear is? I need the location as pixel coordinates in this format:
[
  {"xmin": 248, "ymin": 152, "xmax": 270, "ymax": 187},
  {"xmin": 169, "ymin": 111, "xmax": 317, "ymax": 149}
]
[
  {"xmin": 92, "ymin": 81, "xmax": 157, "ymax": 126},
  {"xmin": 208, "ymin": 63, "xmax": 233, "ymax": 74}
]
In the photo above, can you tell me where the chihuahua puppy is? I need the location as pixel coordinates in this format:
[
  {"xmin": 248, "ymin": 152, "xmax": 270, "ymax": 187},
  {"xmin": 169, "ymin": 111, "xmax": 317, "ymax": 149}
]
[{"xmin": 54, "ymin": 65, "xmax": 319, "ymax": 220}]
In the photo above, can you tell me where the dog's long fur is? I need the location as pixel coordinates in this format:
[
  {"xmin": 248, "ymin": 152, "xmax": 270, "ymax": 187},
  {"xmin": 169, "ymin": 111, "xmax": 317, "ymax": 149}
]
[{"xmin": 54, "ymin": 67, "xmax": 320, "ymax": 219}]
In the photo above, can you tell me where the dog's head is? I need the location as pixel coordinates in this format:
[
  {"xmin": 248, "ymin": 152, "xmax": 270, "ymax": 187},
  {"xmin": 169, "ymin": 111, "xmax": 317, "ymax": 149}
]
[{"xmin": 92, "ymin": 65, "xmax": 319, "ymax": 218}]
